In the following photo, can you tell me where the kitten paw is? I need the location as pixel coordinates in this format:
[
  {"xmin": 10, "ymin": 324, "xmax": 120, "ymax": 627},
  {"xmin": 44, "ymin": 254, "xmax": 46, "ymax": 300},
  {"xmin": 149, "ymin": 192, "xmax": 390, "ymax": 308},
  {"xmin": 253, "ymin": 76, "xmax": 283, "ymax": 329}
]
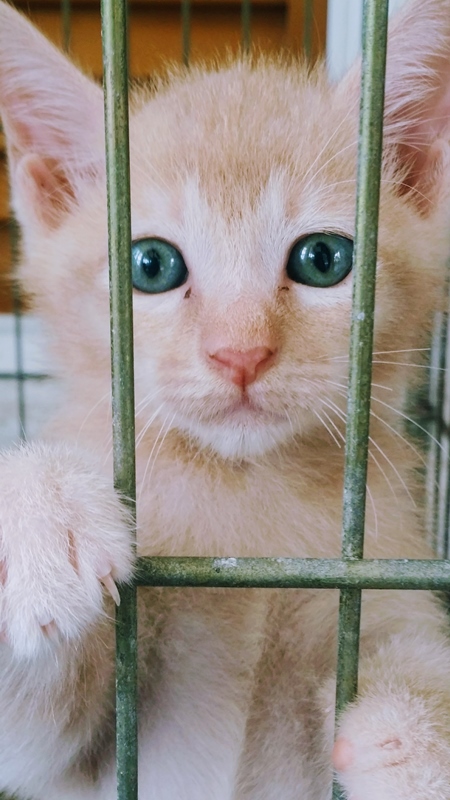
[
  {"xmin": 334, "ymin": 691, "xmax": 450, "ymax": 800},
  {"xmin": 0, "ymin": 442, "xmax": 134, "ymax": 659}
]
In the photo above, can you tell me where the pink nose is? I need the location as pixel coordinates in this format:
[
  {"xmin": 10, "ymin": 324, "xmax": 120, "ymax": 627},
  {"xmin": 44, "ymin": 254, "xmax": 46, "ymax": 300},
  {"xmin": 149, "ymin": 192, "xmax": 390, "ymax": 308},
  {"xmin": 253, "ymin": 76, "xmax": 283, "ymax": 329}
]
[{"xmin": 209, "ymin": 346, "xmax": 276, "ymax": 388}]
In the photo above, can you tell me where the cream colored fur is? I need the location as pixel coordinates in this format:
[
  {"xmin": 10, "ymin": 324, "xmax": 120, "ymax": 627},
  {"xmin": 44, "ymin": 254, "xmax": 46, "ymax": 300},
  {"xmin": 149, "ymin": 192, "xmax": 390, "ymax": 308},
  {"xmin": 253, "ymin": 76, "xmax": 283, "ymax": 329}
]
[{"xmin": 1, "ymin": 0, "xmax": 450, "ymax": 797}]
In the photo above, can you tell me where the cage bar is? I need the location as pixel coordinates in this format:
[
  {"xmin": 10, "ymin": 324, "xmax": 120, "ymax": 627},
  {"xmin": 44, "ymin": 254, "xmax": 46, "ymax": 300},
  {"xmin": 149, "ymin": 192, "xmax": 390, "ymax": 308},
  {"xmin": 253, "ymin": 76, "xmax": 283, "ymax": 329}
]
[
  {"xmin": 303, "ymin": 0, "xmax": 313, "ymax": 60},
  {"xmin": 9, "ymin": 218, "xmax": 26, "ymax": 440},
  {"xmin": 241, "ymin": 0, "xmax": 251, "ymax": 52},
  {"xmin": 425, "ymin": 310, "xmax": 446, "ymax": 551},
  {"xmin": 435, "ymin": 298, "xmax": 450, "ymax": 558},
  {"xmin": 181, "ymin": 0, "xmax": 191, "ymax": 66},
  {"xmin": 136, "ymin": 555, "xmax": 450, "ymax": 590},
  {"xmin": 100, "ymin": 0, "xmax": 138, "ymax": 797},
  {"xmin": 332, "ymin": 0, "xmax": 389, "ymax": 797},
  {"xmin": 61, "ymin": 0, "xmax": 71, "ymax": 52}
]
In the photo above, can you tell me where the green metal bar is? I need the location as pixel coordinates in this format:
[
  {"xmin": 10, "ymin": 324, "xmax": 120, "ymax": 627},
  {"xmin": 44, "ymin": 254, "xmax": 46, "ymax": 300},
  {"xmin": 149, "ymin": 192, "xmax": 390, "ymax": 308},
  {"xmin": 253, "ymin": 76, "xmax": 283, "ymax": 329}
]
[
  {"xmin": 333, "ymin": 1, "xmax": 389, "ymax": 797},
  {"xmin": 303, "ymin": 0, "xmax": 313, "ymax": 61},
  {"xmin": 0, "ymin": 372, "xmax": 49, "ymax": 381},
  {"xmin": 61, "ymin": 0, "xmax": 71, "ymax": 52},
  {"xmin": 341, "ymin": 0, "xmax": 389, "ymax": 561},
  {"xmin": 181, "ymin": 0, "xmax": 191, "ymax": 67},
  {"xmin": 9, "ymin": 218, "xmax": 26, "ymax": 440},
  {"xmin": 425, "ymin": 311, "xmax": 446, "ymax": 551},
  {"xmin": 436, "ymin": 300, "xmax": 450, "ymax": 557},
  {"xmin": 100, "ymin": 0, "xmax": 138, "ymax": 798},
  {"xmin": 135, "ymin": 556, "xmax": 450, "ymax": 590},
  {"xmin": 241, "ymin": 0, "xmax": 251, "ymax": 53}
]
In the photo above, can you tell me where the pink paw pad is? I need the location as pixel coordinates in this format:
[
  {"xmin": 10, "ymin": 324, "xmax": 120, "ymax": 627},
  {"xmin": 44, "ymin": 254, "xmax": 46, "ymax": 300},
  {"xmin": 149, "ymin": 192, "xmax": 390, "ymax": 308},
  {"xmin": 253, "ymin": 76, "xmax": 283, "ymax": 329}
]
[{"xmin": 332, "ymin": 737, "xmax": 354, "ymax": 772}]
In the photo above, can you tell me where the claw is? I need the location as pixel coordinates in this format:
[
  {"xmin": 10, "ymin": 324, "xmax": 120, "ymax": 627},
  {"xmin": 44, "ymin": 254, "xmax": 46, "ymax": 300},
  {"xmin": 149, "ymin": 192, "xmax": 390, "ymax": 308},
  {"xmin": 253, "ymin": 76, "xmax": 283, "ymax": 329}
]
[
  {"xmin": 41, "ymin": 620, "xmax": 59, "ymax": 641},
  {"xmin": 37, "ymin": 614, "xmax": 59, "ymax": 641},
  {"xmin": 100, "ymin": 572, "xmax": 121, "ymax": 606},
  {"xmin": 38, "ymin": 612, "xmax": 53, "ymax": 628}
]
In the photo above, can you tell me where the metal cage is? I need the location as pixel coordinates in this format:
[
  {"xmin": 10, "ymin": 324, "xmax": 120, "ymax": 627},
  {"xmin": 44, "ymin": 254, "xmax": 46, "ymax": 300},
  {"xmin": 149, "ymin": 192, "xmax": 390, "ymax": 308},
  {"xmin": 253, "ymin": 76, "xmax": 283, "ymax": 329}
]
[{"xmin": 1, "ymin": 1, "xmax": 450, "ymax": 799}]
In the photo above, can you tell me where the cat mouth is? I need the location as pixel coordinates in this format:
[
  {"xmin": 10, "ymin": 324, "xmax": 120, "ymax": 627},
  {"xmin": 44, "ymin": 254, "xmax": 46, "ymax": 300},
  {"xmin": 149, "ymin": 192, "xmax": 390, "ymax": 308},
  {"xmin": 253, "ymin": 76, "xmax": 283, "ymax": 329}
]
[{"xmin": 206, "ymin": 395, "xmax": 288, "ymax": 426}]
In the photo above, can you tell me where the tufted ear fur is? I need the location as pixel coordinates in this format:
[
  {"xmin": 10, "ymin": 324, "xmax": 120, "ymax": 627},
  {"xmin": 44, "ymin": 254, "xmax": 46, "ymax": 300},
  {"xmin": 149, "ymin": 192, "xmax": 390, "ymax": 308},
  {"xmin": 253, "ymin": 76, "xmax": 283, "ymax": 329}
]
[
  {"xmin": 341, "ymin": 0, "xmax": 450, "ymax": 215},
  {"xmin": 0, "ymin": 2, "xmax": 104, "ymax": 229}
]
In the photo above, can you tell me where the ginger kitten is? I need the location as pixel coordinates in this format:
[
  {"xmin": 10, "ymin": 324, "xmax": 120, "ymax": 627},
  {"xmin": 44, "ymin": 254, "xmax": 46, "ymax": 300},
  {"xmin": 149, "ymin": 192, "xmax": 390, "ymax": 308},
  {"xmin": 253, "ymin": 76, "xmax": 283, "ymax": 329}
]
[{"xmin": 0, "ymin": 1, "xmax": 450, "ymax": 798}]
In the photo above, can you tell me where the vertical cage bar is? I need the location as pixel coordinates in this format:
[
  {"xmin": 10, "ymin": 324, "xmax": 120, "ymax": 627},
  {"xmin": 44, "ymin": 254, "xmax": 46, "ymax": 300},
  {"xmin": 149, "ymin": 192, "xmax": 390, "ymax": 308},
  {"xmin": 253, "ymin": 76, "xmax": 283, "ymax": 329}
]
[
  {"xmin": 333, "ymin": 0, "xmax": 389, "ymax": 797},
  {"xmin": 303, "ymin": 0, "xmax": 313, "ymax": 61},
  {"xmin": 181, "ymin": 0, "xmax": 191, "ymax": 67},
  {"xmin": 425, "ymin": 310, "xmax": 446, "ymax": 552},
  {"xmin": 241, "ymin": 0, "xmax": 251, "ymax": 53},
  {"xmin": 10, "ymin": 218, "xmax": 26, "ymax": 441},
  {"xmin": 61, "ymin": 0, "xmax": 71, "ymax": 52},
  {"xmin": 100, "ymin": 0, "xmax": 138, "ymax": 798},
  {"xmin": 436, "ymin": 300, "xmax": 450, "ymax": 557}
]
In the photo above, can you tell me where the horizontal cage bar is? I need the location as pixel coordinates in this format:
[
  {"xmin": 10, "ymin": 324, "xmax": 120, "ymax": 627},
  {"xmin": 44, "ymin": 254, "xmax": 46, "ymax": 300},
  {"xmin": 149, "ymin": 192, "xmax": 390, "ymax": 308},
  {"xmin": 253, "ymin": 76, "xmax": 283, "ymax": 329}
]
[{"xmin": 134, "ymin": 556, "xmax": 450, "ymax": 590}]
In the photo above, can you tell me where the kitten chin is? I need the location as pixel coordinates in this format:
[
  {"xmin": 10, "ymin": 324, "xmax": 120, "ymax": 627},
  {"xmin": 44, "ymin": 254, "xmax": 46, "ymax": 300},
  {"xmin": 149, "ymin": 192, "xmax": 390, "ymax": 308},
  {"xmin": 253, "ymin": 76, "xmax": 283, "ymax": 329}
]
[{"xmin": 172, "ymin": 412, "xmax": 294, "ymax": 460}]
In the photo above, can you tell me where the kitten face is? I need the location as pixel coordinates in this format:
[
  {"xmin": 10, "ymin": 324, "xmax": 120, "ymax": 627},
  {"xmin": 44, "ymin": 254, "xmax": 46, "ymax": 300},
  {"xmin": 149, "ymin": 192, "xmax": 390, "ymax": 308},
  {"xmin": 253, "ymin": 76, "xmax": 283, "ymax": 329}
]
[
  {"xmin": 117, "ymin": 64, "xmax": 446, "ymax": 461},
  {"xmin": 127, "ymin": 89, "xmax": 358, "ymax": 460},
  {"xmin": 1, "ymin": 1, "xmax": 450, "ymax": 462},
  {"xmin": 127, "ymin": 132, "xmax": 351, "ymax": 458}
]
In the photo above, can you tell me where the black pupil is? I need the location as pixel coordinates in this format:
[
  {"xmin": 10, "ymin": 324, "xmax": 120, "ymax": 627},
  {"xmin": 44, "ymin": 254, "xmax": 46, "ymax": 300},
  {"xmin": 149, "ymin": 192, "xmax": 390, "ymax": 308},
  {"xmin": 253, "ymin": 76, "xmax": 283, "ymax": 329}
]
[
  {"xmin": 310, "ymin": 242, "xmax": 332, "ymax": 273},
  {"xmin": 142, "ymin": 249, "xmax": 161, "ymax": 279}
]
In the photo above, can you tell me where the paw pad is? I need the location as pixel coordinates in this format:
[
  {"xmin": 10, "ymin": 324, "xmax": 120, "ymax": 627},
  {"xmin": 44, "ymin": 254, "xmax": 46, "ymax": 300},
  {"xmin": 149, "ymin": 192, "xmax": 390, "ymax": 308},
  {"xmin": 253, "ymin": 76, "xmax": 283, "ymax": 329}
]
[{"xmin": 332, "ymin": 737, "xmax": 354, "ymax": 771}]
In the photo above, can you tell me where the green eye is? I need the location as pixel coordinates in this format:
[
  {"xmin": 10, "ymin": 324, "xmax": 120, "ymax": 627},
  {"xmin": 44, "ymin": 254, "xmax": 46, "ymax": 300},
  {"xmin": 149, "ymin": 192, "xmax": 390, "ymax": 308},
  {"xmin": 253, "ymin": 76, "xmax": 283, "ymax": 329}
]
[
  {"xmin": 131, "ymin": 238, "xmax": 188, "ymax": 294},
  {"xmin": 286, "ymin": 233, "xmax": 353, "ymax": 288}
]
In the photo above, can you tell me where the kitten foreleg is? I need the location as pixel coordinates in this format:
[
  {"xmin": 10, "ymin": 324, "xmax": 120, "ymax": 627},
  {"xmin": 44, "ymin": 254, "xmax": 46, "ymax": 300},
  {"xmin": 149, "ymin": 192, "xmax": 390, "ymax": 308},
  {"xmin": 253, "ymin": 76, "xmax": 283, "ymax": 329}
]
[{"xmin": 0, "ymin": 441, "xmax": 134, "ymax": 798}]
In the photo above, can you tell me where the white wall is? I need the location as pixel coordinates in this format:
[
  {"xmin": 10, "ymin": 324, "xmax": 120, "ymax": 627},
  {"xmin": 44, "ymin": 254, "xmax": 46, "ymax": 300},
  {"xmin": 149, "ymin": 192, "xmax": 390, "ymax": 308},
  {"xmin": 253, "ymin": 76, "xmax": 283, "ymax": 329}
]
[{"xmin": 326, "ymin": 0, "xmax": 408, "ymax": 80}]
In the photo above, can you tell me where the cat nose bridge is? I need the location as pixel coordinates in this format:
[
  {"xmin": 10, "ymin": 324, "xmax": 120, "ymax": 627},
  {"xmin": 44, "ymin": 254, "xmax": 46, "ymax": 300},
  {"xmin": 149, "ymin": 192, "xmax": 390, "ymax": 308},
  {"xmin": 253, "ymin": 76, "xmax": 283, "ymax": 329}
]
[
  {"xmin": 201, "ymin": 297, "xmax": 281, "ymax": 386},
  {"xmin": 208, "ymin": 346, "xmax": 276, "ymax": 388}
]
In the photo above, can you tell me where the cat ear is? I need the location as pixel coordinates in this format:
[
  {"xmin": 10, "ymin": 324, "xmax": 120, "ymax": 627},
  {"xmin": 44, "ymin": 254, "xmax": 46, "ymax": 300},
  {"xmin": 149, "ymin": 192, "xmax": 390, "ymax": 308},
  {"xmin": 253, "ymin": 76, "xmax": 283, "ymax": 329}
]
[
  {"xmin": 0, "ymin": 2, "xmax": 104, "ymax": 229},
  {"xmin": 341, "ymin": 0, "xmax": 450, "ymax": 215}
]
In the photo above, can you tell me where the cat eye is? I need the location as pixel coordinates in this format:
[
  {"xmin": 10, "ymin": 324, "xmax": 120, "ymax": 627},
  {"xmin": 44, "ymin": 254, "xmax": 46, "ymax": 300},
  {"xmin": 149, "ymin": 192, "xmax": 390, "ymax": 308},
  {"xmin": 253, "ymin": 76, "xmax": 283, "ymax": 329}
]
[
  {"xmin": 286, "ymin": 233, "xmax": 353, "ymax": 288},
  {"xmin": 131, "ymin": 238, "xmax": 188, "ymax": 294}
]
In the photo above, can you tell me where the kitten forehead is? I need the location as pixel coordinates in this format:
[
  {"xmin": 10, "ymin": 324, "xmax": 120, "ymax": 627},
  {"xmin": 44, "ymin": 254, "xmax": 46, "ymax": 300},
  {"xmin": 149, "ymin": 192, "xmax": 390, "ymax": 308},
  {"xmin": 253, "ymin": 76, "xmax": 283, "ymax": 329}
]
[
  {"xmin": 129, "ymin": 59, "xmax": 358, "ymax": 293},
  {"xmin": 130, "ymin": 59, "xmax": 359, "ymax": 201},
  {"xmin": 133, "ymin": 170, "xmax": 292, "ymax": 296}
]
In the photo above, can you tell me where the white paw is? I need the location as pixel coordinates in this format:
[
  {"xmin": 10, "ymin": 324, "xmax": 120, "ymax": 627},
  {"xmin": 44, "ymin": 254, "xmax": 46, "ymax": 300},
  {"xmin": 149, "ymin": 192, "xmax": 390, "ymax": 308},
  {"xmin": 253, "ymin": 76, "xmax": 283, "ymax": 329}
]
[
  {"xmin": 0, "ymin": 442, "xmax": 134, "ymax": 659},
  {"xmin": 333, "ymin": 690, "xmax": 450, "ymax": 800}
]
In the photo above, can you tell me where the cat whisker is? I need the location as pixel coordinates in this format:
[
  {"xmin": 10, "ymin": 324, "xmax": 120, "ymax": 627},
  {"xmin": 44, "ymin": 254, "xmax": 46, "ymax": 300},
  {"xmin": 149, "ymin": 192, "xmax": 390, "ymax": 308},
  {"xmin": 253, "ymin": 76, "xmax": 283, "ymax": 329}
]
[
  {"xmin": 379, "ymin": 176, "xmax": 433, "ymax": 207},
  {"xmin": 102, "ymin": 393, "xmax": 166, "ymax": 470},
  {"xmin": 313, "ymin": 408, "xmax": 342, "ymax": 449},
  {"xmin": 135, "ymin": 401, "xmax": 167, "ymax": 451},
  {"xmin": 145, "ymin": 413, "xmax": 177, "ymax": 487},
  {"xmin": 317, "ymin": 402, "xmax": 346, "ymax": 445},
  {"xmin": 300, "ymin": 101, "xmax": 359, "ymax": 189},
  {"xmin": 323, "ymin": 347, "xmax": 431, "ymax": 362},
  {"xmin": 371, "ymin": 360, "xmax": 445, "ymax": 370},
  {"xmin": 366, "ymin": 483, "xmax": 379, "ymax": 540},
  {"xmin": 371, "ymin": 348, "xmax": 431, "ymax": 355},
  {"xmin": 135, "ymin": 385, "xmax": 165, "ymax": 415},
  {"xmin": 301, "ymin": 138, "xmax": 360, "ymax": 196},
  {"xmin": 321, "ymin": 377, "xmax": 393, "ymax": 392},
  {"xmin": 320, "ymin": 395, "xmax": 403, "ymax": 506},
  {"xmin": 76, "ymin": 390, "xmax": 111, "ymax": 443},
  {"xmin": 368, "ymin": 433, "xmax": 415, "ymax": 506},
  {"xmin": 368, "ymin": 406, "xmax": 429, "ymax": 469},
  {"xmin": 138, "ymin": 409, "xmax": 175, "ymax": 504},
  {"xmin": 371, "ymin": 395, "xmax": 444, "ymax": 451},
  {"xmin": 334, "ymin": 384, "xmax": 433, "ymax": 486}
]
